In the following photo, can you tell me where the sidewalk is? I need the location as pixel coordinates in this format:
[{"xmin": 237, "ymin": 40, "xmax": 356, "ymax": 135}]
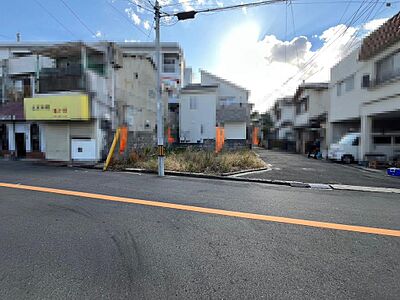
[{"xmin": 239, "ymin": 149, "xmax": 400, "ymax": 189}]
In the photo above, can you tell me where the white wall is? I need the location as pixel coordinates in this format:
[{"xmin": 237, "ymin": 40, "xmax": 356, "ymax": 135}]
[
  {"xmin": 294, "ymin": 112, "xmax": 309, "ymax": 127},
  {"xmin": 201, "ymin": 71, "xmax": 249, "ymax": 104},
  {"xmin": 330, "ymin": 41, "xmax": 400, "ymax": 123},
  {"xmin": 179, "ymin": 91, "xmax": 216, "ymax": 143},
  {"xmin": 8, "ymin": 55, "xmax": 53, "ymax": 75},
  {"xmin": 275, "ymin": 101, "xmax": 295, "ymax": 129},
  {"xmin": 224, "ymin": 122, "xmax": 246, "ymax": 140}
]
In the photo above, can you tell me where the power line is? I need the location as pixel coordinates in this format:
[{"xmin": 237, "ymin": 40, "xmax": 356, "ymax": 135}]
[
  {"xmin": 263, "ymin": 0, "xmax": 379, "ymax": 101},
  {"xmin": 59, "ymin": 0, "xmax": 99, "ymax": 38},
  {"xmin": 289, "ymin": 1, "xmax": 300, "ymax": 67},
  {"xmin": 166, "ymin": 0, "xmax": 288, "ymax": 17},
  {"xmin": 33, "ymin": 0, "xmax": 78, "ymax": 39}
]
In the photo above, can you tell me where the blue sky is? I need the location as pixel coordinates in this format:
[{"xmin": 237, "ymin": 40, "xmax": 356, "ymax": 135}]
[{"xmin": 1, "ymin": 0, "xmax": 399, "ymax": 110}]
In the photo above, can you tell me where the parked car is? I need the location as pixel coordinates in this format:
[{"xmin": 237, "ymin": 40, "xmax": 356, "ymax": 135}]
[{"xmin": 328, "ymin": 133, "xmax": 360, "ymax": 163}]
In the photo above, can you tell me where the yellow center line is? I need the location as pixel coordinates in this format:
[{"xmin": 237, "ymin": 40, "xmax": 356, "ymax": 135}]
[{"xmin": 1, "ymin": 182, "xmax": 399, "ymax": 237}]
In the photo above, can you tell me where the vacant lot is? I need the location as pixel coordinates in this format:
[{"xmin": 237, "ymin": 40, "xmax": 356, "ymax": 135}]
[{"xmin": 112, "ymin": 148, "xmax": 266, "ymax": 174}]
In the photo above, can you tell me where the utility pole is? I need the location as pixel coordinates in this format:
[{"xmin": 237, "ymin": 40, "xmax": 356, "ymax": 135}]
[
  {"xmin": 155, "ymin": 0, "xmax": 165, "ymax": 176},
  {"xmin": 150, "ymin": 0, "xmax": 286, "ymax": 177}
]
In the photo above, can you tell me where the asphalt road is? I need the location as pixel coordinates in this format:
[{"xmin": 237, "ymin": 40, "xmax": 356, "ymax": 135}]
[
  {"xmin": 241, "ymin": 149, "xmax": 400, "ymax": 188},
  {"xmin": 0, "ymin": 160, "xmax": 399, "ymax": 299}
]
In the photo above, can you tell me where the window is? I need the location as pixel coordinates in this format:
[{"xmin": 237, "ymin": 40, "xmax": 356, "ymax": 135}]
[
  {"xmin": 189, "ymin": 96, "xmax": 197, "ymax": 110},
  {"xmin": 352, "ymin": 137, "xmax": 359, "ymax": 146},
  {"xmin": 296, "ymin": 97, "xmax": 308, "ymax": 115},
  {"xmin": 134, "ymin": 72, "xmax": 138, "ymax": 79},
  {"xmin": 344, "ymin": 74, "xmax": 354, "ymax": 92},
  {"xmin": 163, "ymin": 53, "xmax": 178, "ymax": 73},
  {"xmin": 336, "ymin": 82, "xmax": 342, "ymax": 96},
  {"xmin": 373, "ymin": 136, "xmax": 391, "ymax": 144},
  {"xmin": 395, "ymin": 136, "xmax": 400, "ymax": 144},
  {"xmin": 0, "ymin": 124, "xmax": 8, "ymax": 151},
  {"xmin": 30, "ymin": 124, "xmax": 40, "ymax": 152},
  {"xmin": 361, "ymin": 74, "xmax": 370, "ymax": 88},
  {"xmin": 376, "ymin": 51, "xmax": 400, "ymax": 84}
]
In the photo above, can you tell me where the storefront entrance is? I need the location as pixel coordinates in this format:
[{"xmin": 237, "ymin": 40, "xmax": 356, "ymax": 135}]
[{"xmin": 15, "ymin": 133, "xmax": 26, "ymax": 158}]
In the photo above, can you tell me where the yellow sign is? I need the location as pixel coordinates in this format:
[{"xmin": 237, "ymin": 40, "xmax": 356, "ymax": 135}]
[{"xmin": 24, "ymin": 94, "xmax": 90, "ymax": 121}]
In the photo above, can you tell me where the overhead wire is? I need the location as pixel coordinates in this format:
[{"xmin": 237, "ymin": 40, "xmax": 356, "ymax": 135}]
[
  {"xmin": 289, "ymin": 0, "xmax": 300, "ymax": 67},
  {"xmin": 59, "ymin": 0, "xmax": 99, "ymax": 39},
  {"xmin": 33, "ymin": 0, "xmax": 78, "ymax": 39},
  {"xmin": 288, "ymin": 0, "xmax": 383, "ymax": 84},
  {"xmin": 263, "ymin": 0, "xmax": 375, "ymax": 100}
]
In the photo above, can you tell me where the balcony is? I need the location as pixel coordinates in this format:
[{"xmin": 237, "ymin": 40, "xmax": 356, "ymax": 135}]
[
  {"xmin": 38, "ymin": 66, "xmax": 85, "ymax": 94},
  {"xmin": 217, "ymin": 103, "xmax": 249, "ymax": 123}
]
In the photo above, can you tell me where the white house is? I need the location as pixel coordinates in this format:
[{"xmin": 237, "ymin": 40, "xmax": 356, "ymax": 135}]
[
  {"xmin": 271, "ymin": 97, "xmax": 295, "ymax": 141},
  {"xmin": 179, "ymin": 84, "xmax": 217, "ymax": 144},
  {"xmin": 328, "ymin": 11, "xmax": 400, "ymax": 161},
  {"xmin": 200, "ymin": 70, "xmax": 251, "ymax": 145},
  {"xmin": 293, "ymin": 82, "xmax": 329, "ymax": 154}
]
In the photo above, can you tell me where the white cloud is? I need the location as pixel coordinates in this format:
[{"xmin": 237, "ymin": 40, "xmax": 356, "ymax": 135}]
[
  {"xmin": 143, "ymin": 20, "xmax": 151, "ymax": 30},
  {"xmin": 179, "ymin": 0, "xmax": 194, "ymax": 11},
  {"xmin": 159, "ymin": 0, "xmax": 172, "ymax": 5},
  {"xmin": 213, "ymin": 17, "xmax": 383, "ymax": 112},
  {"xmin": 363, "ymin": 18, "xmax": 388, "ymax": 31},
  {"xmin": 241, "ymin": 2, "xmax": 247, "ymax": 15},
  {"xmin": 94, "ymin": 30, "xmax": 102, "ymax": 38},
  {"xmin": 125, "ymin": 7, "xmax": 141, "ymax": 25}
]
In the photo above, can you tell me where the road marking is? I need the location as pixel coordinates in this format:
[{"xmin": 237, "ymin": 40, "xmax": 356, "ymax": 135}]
[{"xmin": 1, "ymin": 182, "xmax": 399, "ymax": 237}]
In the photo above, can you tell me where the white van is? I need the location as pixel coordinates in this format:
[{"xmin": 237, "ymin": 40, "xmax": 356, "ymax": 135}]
[
  {"xmin": 329, "ymin": 133, "xmax": 400, "ymax": 163},
  {"xmin": 328, "ymin": 133, "xmax": 360, "ymax": 163}
]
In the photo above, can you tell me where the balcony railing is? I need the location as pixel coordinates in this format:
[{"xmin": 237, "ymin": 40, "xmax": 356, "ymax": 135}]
[{"xmin": 38, "ymin": 67, "xmax": 85, "ymax": 93}]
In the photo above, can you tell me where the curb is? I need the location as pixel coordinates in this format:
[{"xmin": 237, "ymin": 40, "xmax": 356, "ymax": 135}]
[
  {"xmin": 123, "ymin": 167, "xmax": 295, "ymax": 186},
  {"xmin": 120, "ymin": 168, "xmax": 400, "ymax": 194}
]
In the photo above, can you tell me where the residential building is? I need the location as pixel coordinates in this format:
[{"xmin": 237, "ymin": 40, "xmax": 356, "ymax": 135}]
[
  {"xmin": 115, "ymin": 53, "xmax": 157, "ymax": 132},
  {"xmin": 179, "ymin": 84, "xmax": 218, "ymax": 144},
  {"xmin": 178, "ymin": 70, "xmax": 252, "ymax": 148},
  {"xmin": 328, "ymin": 11, "xmax": 400, "ymax": 161},
  {"xmin": 0, "ymin": 42, "xmax": 54, "ymax": 158},
  {"xmin": 200, "ymin": 70, "xmax": 251, "ymax": 147},
  {"xmin": 28, "ymin": 42, "xmax": 118, "ymax": 161},
  {"xmin": 0, "ymin": 42, "xmax": 121, "ymax": 161},
  {"xmin": 271, "ymin": 97, "xmax": 295, "ymax": 141},
  {"xmin": 118, "ymin": 42, "xmax": 185, "ymax": 143},
  {"xmin": 293, "ymin": 82, "xmax": 329, "ymax": 154},
  {"xmin": 0, "ymin": 41, "xmax": 184, "ymax": 161}
]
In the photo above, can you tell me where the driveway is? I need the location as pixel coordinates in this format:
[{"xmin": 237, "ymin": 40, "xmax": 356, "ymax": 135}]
[{"xmin": 240, "ymin": 149, "xmax": 400, "ymax": 188}]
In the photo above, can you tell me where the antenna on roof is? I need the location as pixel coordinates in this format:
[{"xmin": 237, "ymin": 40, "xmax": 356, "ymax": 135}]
[{"xmin": 16, "ymin": 32, "xmax": 20, "ymax": 42}]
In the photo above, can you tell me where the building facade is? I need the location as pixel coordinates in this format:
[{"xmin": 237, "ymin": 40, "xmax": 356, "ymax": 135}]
[
  {"xmin": 329, "ymin": 11, "xmax": 400, "ymax": 161},
  {"xmin": 293, "ymin": 83, "xmax": 329, "ymax": 154},
  {"xmin": 200, "ymin": 70, "xmax": 251, "ymax": 147},
  {"xmin": 179, "ymin": 84, "xmax": 218, "ymax": 144},
  {"xmin": 272, "ymin": 97, "xmax": 295, "ymax": 141}
]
